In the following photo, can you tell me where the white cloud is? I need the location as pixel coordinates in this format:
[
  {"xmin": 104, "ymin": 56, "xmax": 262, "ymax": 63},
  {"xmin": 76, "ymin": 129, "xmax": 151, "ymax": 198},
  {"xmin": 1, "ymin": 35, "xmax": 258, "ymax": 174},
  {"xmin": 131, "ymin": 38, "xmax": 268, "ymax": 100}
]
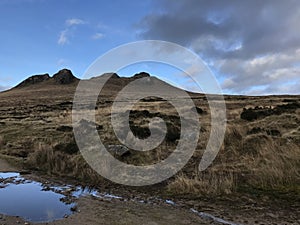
[
  {"xmin": 58, "ymin": 29, "xmax": 68, "ymax": 45},
  {"xmin": 57, "ymin": 18, "xmax": 87, "ymax": 45},
  {"xmin": 140, "ymin": 0, "xmax": 300, "ymax": 95},
  {"xmin": 219, "ymin": 49, "xmax": 300, "ymax": 94},
  {"xmin": 92, "ymin": 33, "xmax": 104, "ymax": 40},
  {"xmin": 66, "ymin": 18, "xmax": 85, "ymax": 26}
]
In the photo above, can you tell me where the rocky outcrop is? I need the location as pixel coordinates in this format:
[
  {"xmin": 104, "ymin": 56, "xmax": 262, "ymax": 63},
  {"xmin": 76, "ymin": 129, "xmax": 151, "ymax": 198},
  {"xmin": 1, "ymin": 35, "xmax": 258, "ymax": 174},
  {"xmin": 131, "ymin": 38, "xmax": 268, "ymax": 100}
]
[
  {"xmin": 241, "ymin": 102, "xmax": 300, "ymax": 121},
  {"xmin": 14, "ymin": 69, "xmax": 79, "ymax": 89},
  {"xmin": 16, "ymin": 74, "xmax": 50, "ymax": 88},
  {"xmin": 133, "ymin": 72, "xmax": 150, "ymax": 79},
  {"xmin": 52, "ymin": 69, "xmax": 78, "ymax": 84}
]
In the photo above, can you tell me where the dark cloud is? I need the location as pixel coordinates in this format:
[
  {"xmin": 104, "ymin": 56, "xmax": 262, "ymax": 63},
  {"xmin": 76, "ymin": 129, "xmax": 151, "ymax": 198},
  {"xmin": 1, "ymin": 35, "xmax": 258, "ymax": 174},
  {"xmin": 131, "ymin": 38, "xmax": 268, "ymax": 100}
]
[{"xmin": 139, "ymin": 0, "xmax": 300, "ymax": 94}]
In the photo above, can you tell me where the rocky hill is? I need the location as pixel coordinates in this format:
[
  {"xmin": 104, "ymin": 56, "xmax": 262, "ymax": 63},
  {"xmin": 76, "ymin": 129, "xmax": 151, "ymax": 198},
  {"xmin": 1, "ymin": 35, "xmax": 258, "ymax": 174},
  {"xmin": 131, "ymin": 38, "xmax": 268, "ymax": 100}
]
[
  {"xmin": 15, "ymin": 73, "xmax": 50, "ymax": 88},
  {"xmin": 52, "ymin": 69, "xmax": 79, "ymax": 84},
  {"xmin": 14, "ymin": 69, "xmax": 79, "ymax": 89}
]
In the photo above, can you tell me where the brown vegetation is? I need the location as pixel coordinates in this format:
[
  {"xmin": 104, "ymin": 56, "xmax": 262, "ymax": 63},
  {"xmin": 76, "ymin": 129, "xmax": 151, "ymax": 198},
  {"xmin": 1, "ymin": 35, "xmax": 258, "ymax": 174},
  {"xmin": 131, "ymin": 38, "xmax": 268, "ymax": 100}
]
[{"xmin": 0, "ymin": 71, "xmax": 299, "ymax": 200}]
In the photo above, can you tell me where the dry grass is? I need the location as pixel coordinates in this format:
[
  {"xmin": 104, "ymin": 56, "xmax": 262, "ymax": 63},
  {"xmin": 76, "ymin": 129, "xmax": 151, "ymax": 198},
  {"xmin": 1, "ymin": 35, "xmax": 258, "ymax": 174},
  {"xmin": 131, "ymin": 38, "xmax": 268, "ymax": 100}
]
[
  {"xmin": 0, "ymin": 135, "xmax": 5, "ymax": 148},
  {"xmin": 166, "ymin": 120, "xmax": 300, "ymax": 196},
  {"xmin": 167, "ymin": 170, "xmax": 236, "ymax": 196},
  {"xmin": 246, "ymin": 141, "xmax": 300, "ymax": 189},
  {"xmin": 26, "ymin": 142, "xmax": 104, "ymax": 185},
  {"xmin": 0, "ymin": 77, "xmax": 299, "ymax": 199}
]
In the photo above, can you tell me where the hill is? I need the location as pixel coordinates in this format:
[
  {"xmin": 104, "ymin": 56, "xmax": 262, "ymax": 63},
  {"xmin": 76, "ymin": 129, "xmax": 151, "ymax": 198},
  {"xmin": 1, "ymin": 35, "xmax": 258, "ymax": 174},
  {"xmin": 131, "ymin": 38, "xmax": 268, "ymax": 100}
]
[{"xmin": 0, "ymin": 69, "xmax": 299, "ymax": 218}]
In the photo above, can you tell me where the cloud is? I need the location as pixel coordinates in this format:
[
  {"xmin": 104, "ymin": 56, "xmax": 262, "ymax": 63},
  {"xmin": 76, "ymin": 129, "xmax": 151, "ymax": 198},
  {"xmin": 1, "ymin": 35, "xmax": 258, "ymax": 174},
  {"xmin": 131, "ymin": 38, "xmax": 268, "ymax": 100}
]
[
  {"xmin": 57, "ymin": 18, "xmax": 86, "ymax": 45},
  {"xmin": 0, "ymin": 85, "xmax": 10, "ymax": 92},
  {"xmin": 58, "ymin": 29, "xmax": 68, "ymax": 45},
  {"xmin": 139, "ymin": 0, "xmax": 300, "ymax": 95},
  {"xmin": 66, "ymin": 18, "xmax": 85, "ymax": 26},
  {"xmin": 92, "ymin": 33, "xmax": 104, "ymax": 40},
  {"xmin": 218, "ymin": 48, "xmax": 300, "ymax": 94}
]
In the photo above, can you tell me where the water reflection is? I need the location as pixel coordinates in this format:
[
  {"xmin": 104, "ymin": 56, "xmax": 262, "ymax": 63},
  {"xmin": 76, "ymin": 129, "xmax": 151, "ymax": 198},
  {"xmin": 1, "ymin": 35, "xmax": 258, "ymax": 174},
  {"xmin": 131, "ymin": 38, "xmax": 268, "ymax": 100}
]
[{"xmin": 0, "ymin": 172, "xmax": 75, "ymax": 222}]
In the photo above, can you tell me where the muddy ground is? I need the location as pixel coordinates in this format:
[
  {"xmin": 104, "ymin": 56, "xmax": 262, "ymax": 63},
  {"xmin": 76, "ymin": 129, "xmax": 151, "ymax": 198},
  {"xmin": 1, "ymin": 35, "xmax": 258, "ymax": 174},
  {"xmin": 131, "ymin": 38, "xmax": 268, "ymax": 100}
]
[{"xmin": 0, "ymin": 159, "xmax": 299, "ymax": 225}]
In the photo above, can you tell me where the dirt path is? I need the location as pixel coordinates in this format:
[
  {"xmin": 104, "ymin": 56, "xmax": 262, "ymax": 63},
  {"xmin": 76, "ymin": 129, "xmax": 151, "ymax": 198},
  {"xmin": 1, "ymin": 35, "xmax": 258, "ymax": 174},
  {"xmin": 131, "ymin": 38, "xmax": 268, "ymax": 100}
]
[
  {"xmin": 0, "ymin": 159, "xmax": 298, "ymax": 225},
  {"xmin": 0, "ymin": 158, "xmax": 16, "ymax": 172},
  {"xmin": 46, "ymin": 197, "xmax": 216, "ymax": 225},
  {"xmin": 0, "ymin": 196, "xmax": 219, "ymax": 225},
  {"xmin": 0, "ymin": 159, "xmax": 217, "ymax": 225}
]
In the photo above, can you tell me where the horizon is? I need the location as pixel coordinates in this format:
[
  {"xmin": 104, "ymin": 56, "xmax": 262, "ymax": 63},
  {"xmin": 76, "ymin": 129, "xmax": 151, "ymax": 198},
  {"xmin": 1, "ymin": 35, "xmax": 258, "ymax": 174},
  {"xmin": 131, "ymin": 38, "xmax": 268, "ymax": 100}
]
[
  {"xmin": 3, "ymin": 67, "xmax": 299, "ymax": 97},
  {"xmin": 0, "ymin": 0, "xmax": 300, "ymax": 95}
]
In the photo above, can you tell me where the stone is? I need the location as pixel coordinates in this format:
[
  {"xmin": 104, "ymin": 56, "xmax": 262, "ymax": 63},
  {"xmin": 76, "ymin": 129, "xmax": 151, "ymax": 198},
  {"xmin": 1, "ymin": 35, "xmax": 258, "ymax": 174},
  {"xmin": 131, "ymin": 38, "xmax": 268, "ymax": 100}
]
[
  {"xmin": 52, "ymin": 69, "xmax": 78, "ymax": 84},
  {"xmin": 107, "ymin": 145, "xmax": 130, "ymax": 157}
]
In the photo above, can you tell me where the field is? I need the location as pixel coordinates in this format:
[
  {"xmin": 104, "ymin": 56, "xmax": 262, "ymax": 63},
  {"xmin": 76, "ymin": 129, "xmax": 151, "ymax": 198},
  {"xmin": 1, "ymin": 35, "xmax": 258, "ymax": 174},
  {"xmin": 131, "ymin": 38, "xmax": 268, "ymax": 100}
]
[{"xmin": 0, "ymin": 70, "xmax": 299, "ymax": 224}]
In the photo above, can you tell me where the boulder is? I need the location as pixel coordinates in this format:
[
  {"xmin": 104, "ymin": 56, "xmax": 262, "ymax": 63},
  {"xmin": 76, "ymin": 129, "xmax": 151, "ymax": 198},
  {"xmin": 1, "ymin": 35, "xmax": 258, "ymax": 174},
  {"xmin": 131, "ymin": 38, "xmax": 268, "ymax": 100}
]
[
  {"xmin": 107, "ymin": 145, "xmax": 130, "ymax": 157},
  {"xmin": 53, "ymin": 69, "xmax": 78, "ymax": 84}
]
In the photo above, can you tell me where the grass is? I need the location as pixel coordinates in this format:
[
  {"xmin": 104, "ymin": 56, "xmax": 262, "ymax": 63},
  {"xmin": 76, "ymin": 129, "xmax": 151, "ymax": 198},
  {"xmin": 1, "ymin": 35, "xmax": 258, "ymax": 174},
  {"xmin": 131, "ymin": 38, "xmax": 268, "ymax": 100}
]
[
  {"xmin": 166, "ymin": 120, "xmax": 300, "ymax": 197},
  {"xmin": 167, "ymin": 170, "xmax": 236, "ymax": 196},
  {"xmin": 0, "ymin": 135, "xmax": 4, "ymax": 148},
  {"xmin": 0, "ymin": 79, "xmax": 299, "ymax": 200},
  {"xmin": 26, "ymin": 142, "xmax": 104, "ymax": 185}
]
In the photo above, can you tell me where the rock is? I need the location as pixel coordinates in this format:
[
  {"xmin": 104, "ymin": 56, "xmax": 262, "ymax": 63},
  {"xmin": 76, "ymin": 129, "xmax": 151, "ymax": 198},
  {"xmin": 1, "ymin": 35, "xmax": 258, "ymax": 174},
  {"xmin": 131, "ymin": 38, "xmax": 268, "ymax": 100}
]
[
  {"xmin": 241, "ymin": 102, "xmax": 300, "ymax": 121},
  {"xmin": 16, "ymin": 74, "xmax": 50, "ymax": 88},
  {"xmin": 133, "ymin": 72, "xmax": 150, "ymax": 79},
  {"xmin": 78, "ymin": 119, "xmax": 103, "ymax": 131},
  {"xmin": 56, "ymin": 125, "xmax": 73, "ymax": 132},
  {"xmin": 42, "ymin": 186, "xmax": 51, "ymax": 191},
  {"xmin": 192, "ymin": 106, "xmax": 206, "ymax": 114},
  {"xmin": 70, "ymin": 206, "xmax": 78, "ymax": 212},
  {"xmin": 19, "ymin": 171, "xmax": 31, "ymax": 175},
  {"xmin": 266, "ymin": 129, "xmax": 281, "ymax": 136},
  {"xmin": 107, "ymin": 145, "xmax": 130, "ymax": 157},
  {"xmin": 53, "ymin": 69, "xmax": 78, "ymax": 84},
  {"xmin": 140, "ymin": 97, "xmax": 165, "ymax": 102},
  {"xmin": 266, "ymin": 212, "xmax": 278, "ymax": 218}
]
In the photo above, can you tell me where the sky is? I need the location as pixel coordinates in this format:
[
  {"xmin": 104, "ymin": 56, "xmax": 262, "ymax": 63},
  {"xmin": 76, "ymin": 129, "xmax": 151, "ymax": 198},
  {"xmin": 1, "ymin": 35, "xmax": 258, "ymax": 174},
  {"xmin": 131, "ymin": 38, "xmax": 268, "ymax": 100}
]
[{"xmin": 0, "ymin": 0, "xmax": 299, "ymax": 95}]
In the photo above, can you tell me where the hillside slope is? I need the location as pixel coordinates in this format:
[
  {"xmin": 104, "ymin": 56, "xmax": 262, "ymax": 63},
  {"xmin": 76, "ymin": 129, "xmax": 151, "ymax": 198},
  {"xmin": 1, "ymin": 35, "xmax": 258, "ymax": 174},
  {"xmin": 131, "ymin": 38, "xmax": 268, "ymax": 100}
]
[{"xmin": 0, "ymin": 69, "xmax": 299, "ymax": 202}]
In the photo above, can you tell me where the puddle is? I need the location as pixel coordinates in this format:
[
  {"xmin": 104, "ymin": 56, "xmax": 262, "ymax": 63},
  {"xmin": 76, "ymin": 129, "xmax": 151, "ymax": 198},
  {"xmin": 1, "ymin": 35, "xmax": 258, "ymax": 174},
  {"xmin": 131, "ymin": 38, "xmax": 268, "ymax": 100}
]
[
  {"xmin": 0, "ymin": 172, "xmax": 126, "ymax": 223},
  {"xmin": 0, "ymin": 172, "xmax": 241, "ymax": 225},
  {"xmin": 0, "ymin": 172, "xmax": 76, "ymax": 223},
  {"xmin": 0, "ymin": 172, "xmax": 19, "ymax": 179}
]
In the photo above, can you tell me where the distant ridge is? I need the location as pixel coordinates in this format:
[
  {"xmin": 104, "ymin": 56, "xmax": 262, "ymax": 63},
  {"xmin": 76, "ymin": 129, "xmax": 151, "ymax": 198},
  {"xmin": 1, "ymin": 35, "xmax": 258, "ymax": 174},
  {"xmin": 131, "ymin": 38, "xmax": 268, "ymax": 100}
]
[
  {"xmin": 15, "ymin": 69, "xmax": 79, "ymax": 88},
  {"xmin": 12, "ymin": 70, "xmax": 185, "ymax": 97},
  {"xmin": 16, "ymin": 73, "xmax": 50, "ymax": 88},
  {"xmin": 15, "ymin": 70, "xmax": 154, "ymax": 90}
]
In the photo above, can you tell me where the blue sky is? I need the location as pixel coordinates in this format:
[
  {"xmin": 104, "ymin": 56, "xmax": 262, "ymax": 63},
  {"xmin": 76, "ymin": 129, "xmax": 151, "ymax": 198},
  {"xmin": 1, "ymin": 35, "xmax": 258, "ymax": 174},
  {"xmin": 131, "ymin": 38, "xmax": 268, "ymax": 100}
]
[
  {"xmin": 0, "ymin": 0, "xmax": 154, "ymax": 88},
  {"xmin": 0, "ymin": 0, "xmax": 299, "ymax": 95}
]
